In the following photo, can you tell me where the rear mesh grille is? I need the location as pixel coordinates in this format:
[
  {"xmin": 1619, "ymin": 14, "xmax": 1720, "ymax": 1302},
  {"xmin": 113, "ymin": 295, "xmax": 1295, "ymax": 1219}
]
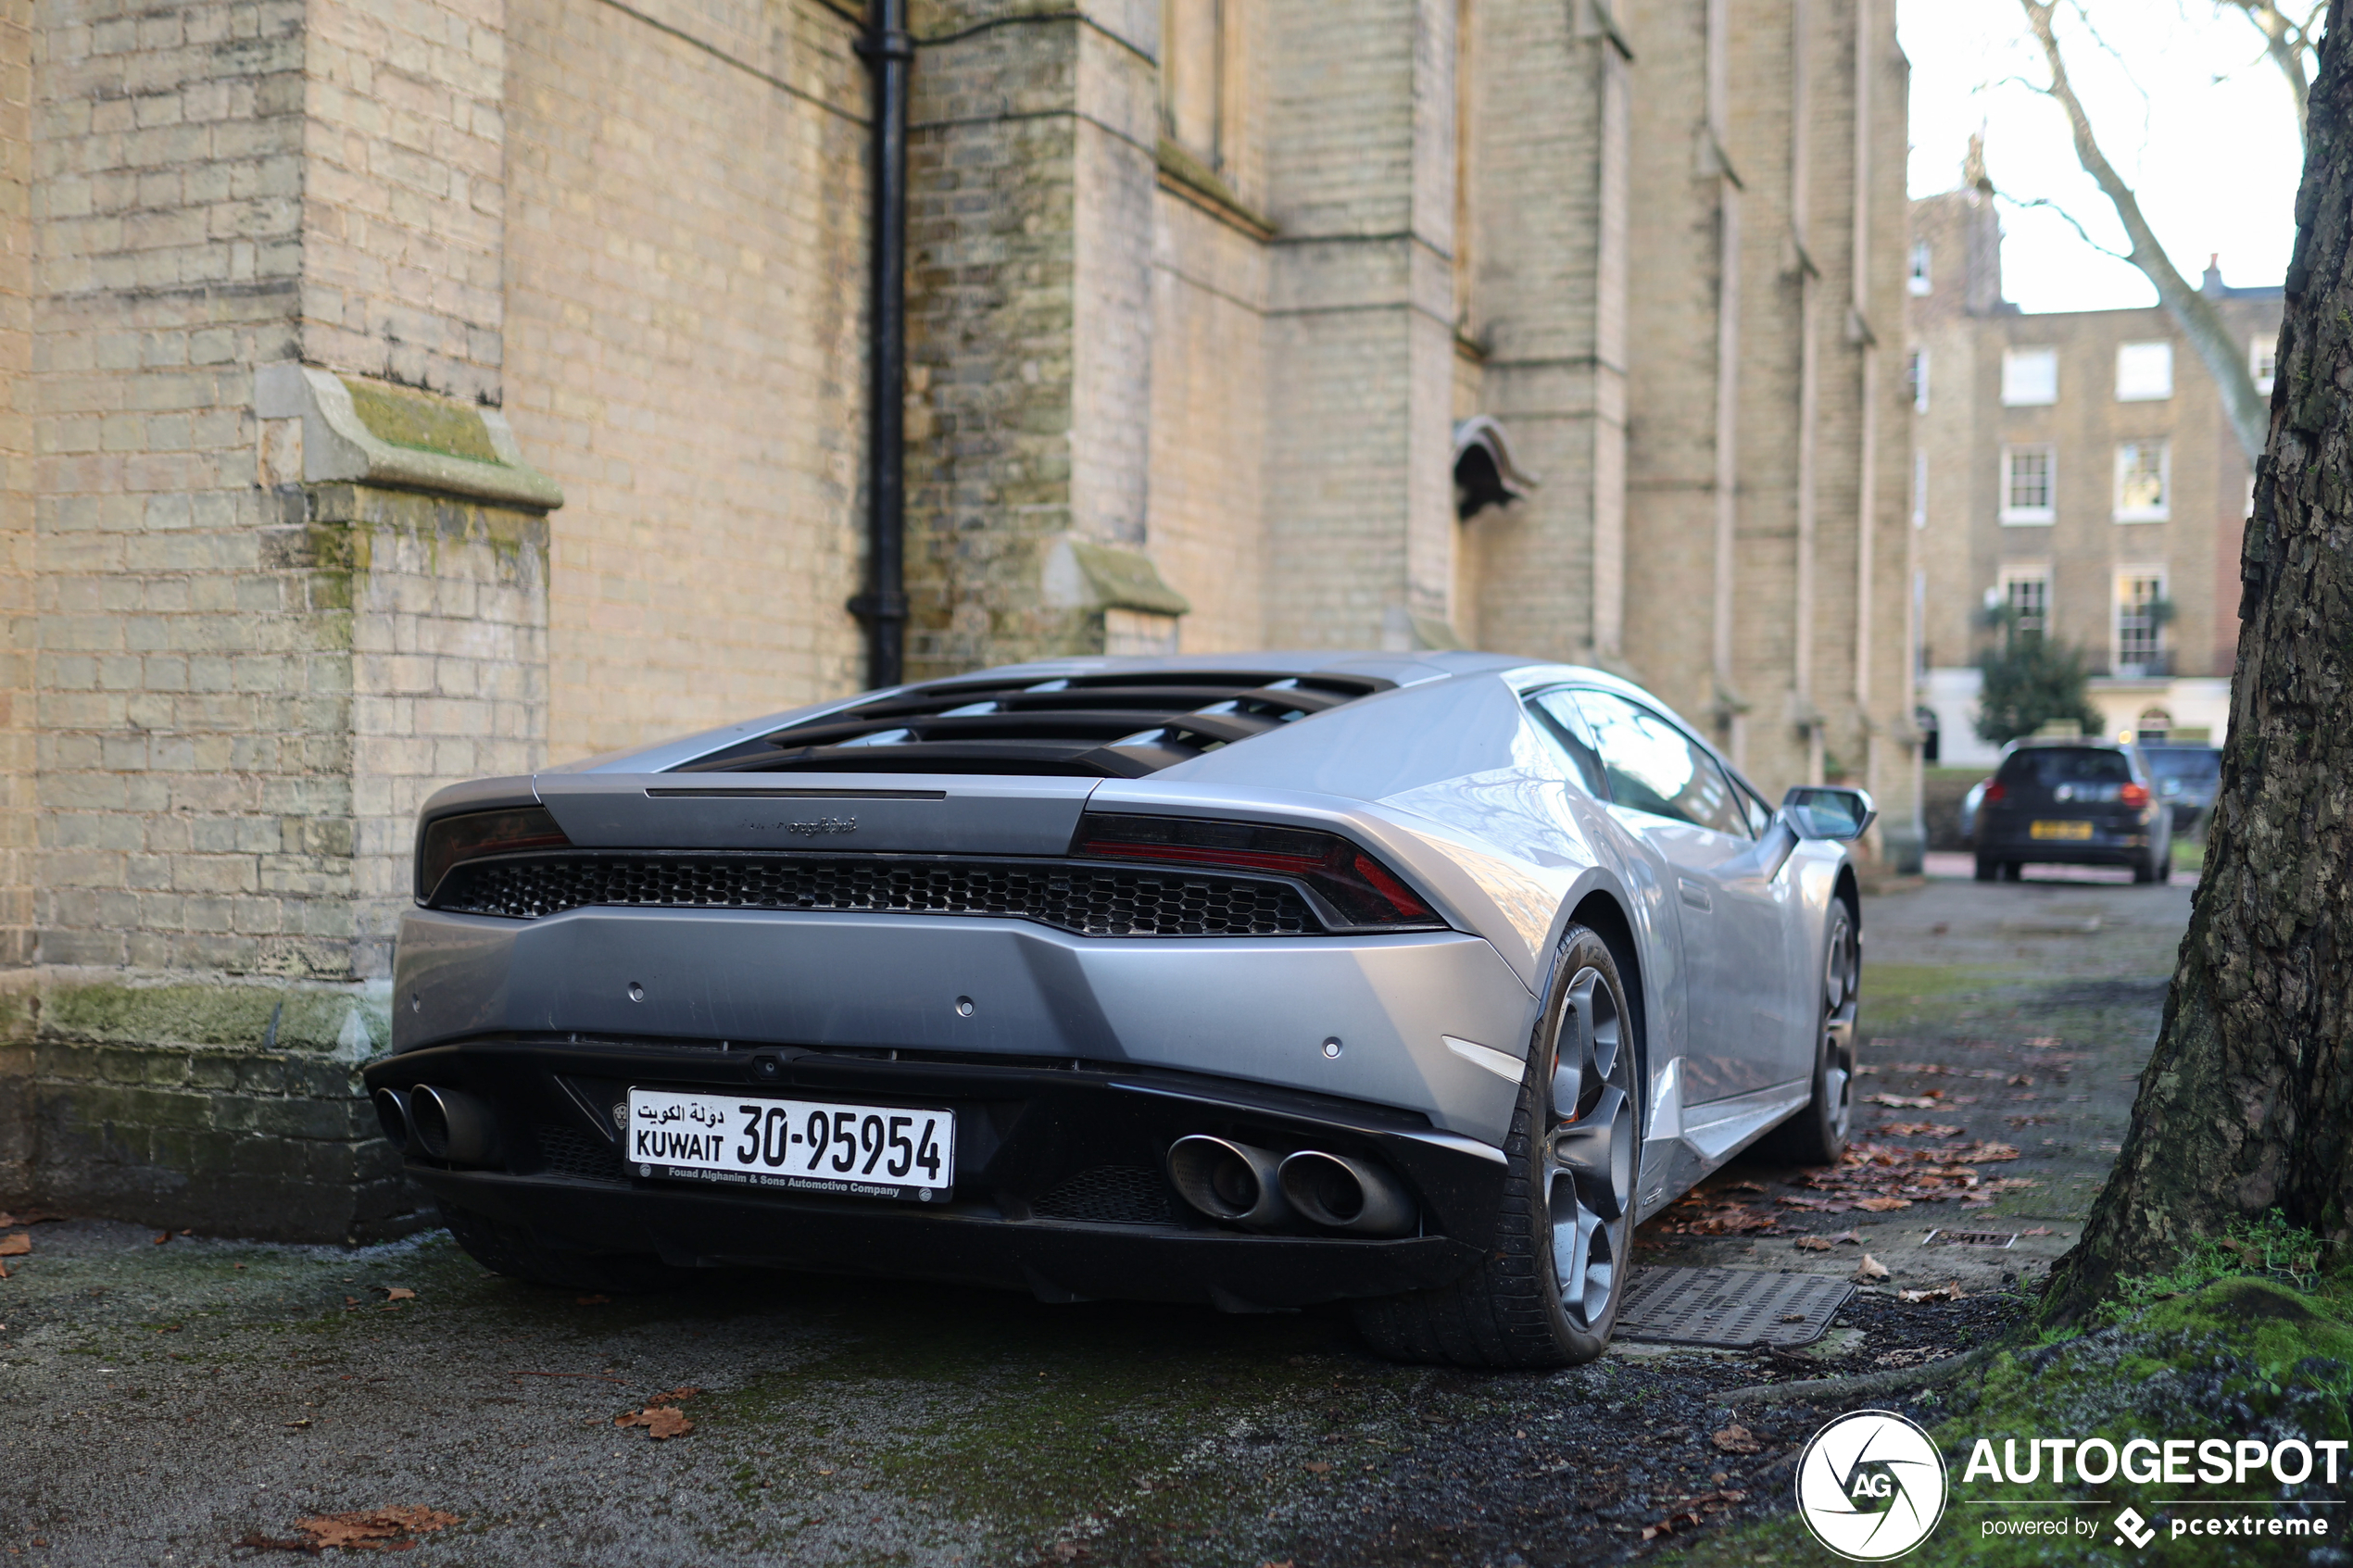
[
  {"xmin": 533, "ymin": 1123, "xmax": 628, "ymax": 1185},
  {"xmin": 1032, "ymin": 1166, "xmax": 1178, "ymax": 1226},
  {"xmin": 431, "ymin": 854, "xmax": 1319, "ymax": 936}
]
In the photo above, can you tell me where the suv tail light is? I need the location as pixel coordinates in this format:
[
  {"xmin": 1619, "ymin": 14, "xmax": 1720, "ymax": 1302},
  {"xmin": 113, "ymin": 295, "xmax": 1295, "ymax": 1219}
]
[
  {"xmin": 1073, "ymin": 814, "xmax": 1442, "ymax": 930},
  {"xmin": 2120, "ymin": 782, "xmax": 2150, "ymax": 809},
  {"xmin": 417, "ymin": 806, "xmax": 571, "ymax": 901},
  {"xmin": 1982, "ymin": 782, "xmax": 2007, "ymax": 804}
]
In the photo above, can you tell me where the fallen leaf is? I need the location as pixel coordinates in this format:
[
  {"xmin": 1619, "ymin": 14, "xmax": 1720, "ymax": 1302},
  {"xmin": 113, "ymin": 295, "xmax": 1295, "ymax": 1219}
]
[
  {"xmin": 1898, "ymin": 1281, "xmax": 1967, "ymax": 1304},
  {"xmin": 292, "ymin": 1507, "xmax": 459, "ymax": 1551},
  {"xmin": 153, "ymin": 1232, "xmax": 170, "ymax": 1246},
  {"xmin": 0, "ymin": 1212, "xmax": 68, "ymax": 1228},
  {"xmin": 0, "ymin": 1261, "xmax": 8, "ymax": 1279},
  {"xmin": 615, "ymin": 1405, "xmax": 694, "ymax": 1439},
  {"xmin": 1778, "ymin": 1312, "xmax": 1806, "ymax": 1323},
  {"xmin": 1951, "ymin": 1143, "xmax": 2020, "ymax": 1164},
  {"xmin": 1880, "ymin": 1123, "xmax": 1964, "ymax": 1138},
  {"xmin": 2020, "ymin": 1226, "xmax": 2054, "ymax": 1236},
  {"xmin": 0, "ymin": 1234, "xmax": 28, "ymax": 1258},
  {"xmin": 283, "ymin": 1418, "xmax": 312, "ymax": 1428},
  {"xmin": 1711, "ymin": 1425, "xmax": 1762, "ymax": 1454},
  {"xmin": 1854, "ymin": 1254, "xmax": 1890, "ymax": 1281},
  {"xmin": 380, "ymin": 1287, "xmax": 416, "ymax": 1301},
  {"xmin": 1867, "ymin": 1093, "xmax": 1943, "ymax": 1110},
  {"xmin": 1302, "ymin": 1461, "xmax": 1332, "ymax": 1474},
  {"xmin": 1793, "ymin": 1236, "xmax": 1836, "ymax": 1251},
  {"xmin": 1854, "ymin": 1197, "xmax": 1912, "ymax": 1212}
]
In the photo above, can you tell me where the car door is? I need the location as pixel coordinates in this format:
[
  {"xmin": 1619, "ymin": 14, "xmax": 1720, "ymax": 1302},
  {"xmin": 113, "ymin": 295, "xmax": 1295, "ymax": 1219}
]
[{"xmin": 1565, "ymin": 689, "xmax": 1796, "ymax": 1102}]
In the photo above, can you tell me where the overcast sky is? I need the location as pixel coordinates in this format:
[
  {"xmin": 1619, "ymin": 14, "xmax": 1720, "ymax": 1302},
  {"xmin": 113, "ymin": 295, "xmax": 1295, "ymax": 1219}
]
[{"xmin": 1898, "ymin": 0, "xmax": 2307, "ymax": 314}]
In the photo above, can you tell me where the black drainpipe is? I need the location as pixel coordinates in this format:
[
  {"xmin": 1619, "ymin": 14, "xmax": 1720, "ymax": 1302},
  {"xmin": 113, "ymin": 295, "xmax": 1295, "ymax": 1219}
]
[{"xmin": 850, "ymin": 0, "xmax": 912, "ymax": 688}]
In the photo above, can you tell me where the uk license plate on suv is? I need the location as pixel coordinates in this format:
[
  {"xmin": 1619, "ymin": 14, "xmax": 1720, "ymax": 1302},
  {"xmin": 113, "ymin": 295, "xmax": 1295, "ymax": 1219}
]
[{"xmin": 625, "ymin": 1087, "xmax": 954, "ymax": 1202}]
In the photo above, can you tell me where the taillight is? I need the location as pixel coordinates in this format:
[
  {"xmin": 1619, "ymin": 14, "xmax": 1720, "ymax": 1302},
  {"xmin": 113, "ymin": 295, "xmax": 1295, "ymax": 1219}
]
[
  {"xmin": 1072, "ymin": 814, "xmax": 1442, "ymax": 929},
  {"xmin": 1982, "ymin": 782, "xmax": 2007, "ymax": 804},
  {"xmin": 2121, "ymin": 783, "xmax": 2150, "ymax": 809},
  {"xmin": 417, "ymin": 806, "xmax": 571, "ymax": 902}
]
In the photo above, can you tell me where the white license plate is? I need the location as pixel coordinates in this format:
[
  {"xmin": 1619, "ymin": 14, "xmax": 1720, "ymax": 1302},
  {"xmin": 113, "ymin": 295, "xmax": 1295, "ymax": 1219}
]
[{"xmin": 625, "ymin": 1088, "xmax": 954, "ymax": 1203}]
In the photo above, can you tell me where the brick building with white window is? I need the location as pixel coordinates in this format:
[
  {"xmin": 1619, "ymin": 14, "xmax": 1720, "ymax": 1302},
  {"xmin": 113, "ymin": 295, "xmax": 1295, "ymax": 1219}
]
[{"xmin": 1906, "ymin": 161, "xmax": 2279, "ymax": 766}]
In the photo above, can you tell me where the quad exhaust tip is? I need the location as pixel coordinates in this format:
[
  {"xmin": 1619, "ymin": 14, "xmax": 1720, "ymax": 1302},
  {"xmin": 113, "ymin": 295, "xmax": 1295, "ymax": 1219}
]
[
  {"xmin": 407, "ymin": 1085, "xmax": 502, "ymax": 1167},
  {"xmin": 1166, "ymin": 1135, "xmax": 1293, "ymax": 1230},
  {"xmin": 371, "ymin": 1086, "xmax": 415, "ymax": 1151},
  {"xmin": 1277, "ymin": 1149, "xmax": 1416, "ymax": 1237},
  {"xmin": 1166, "ymin": 1135, "xmax": 1416, "ymax": 1237}
]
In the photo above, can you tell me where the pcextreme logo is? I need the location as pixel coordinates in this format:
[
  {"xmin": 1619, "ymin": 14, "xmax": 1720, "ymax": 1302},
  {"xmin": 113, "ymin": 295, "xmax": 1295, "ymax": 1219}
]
[{"xmin": 1795, "ymin": 1410, "xmax": 1951, "ymax": 1561}]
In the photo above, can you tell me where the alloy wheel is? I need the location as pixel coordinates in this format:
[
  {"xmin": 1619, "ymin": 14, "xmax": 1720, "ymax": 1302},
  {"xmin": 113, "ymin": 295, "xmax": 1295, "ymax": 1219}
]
[
  {"xmin": 1547, "ymin": 966, "xmax": 1636, "ymax": 1333},
  {"xmin": 1821, "ymin": 906, "xmax": 1859, "ymax": 1142}
]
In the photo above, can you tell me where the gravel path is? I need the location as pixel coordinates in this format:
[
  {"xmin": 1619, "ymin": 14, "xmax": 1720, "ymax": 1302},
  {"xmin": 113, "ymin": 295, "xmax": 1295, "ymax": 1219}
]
[{"xmin": 0, "ymin": 867, "xmax": 2192, "ymax": 1566}]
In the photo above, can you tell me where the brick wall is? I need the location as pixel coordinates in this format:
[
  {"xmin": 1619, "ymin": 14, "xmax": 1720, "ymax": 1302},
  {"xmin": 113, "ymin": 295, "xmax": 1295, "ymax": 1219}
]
[
  {"xmin": 0, "ymin": 0, "xmax": 32, "ymax": 969},
  {"xmin": 300, "ymin": 0, "xmax": 506, "ymax": 403},
  {"xmin": 901, "ymin": 3, "xmax": 1161, "ymax": 677},
  {"xmin": 502, "ymin": 0, "xmax": 869, "ymax": 759},
  {"xmin": 1262, "ymin": 0, "xmax": 1459, "ymax": 651}
]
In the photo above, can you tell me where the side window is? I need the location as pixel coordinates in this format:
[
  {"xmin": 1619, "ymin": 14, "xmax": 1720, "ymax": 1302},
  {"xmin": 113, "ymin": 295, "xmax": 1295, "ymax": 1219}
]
[
  {"xmin": 1570, "ymin": 691, "xmax": 1750, "ymax": 837},
  {"xmin": 1527, "ymin": 690, "xmax": 1608, "ymax": 798},
  {"xmin": 1735, "ymin": 779, "xmax": 1774, "ymax": 837}
]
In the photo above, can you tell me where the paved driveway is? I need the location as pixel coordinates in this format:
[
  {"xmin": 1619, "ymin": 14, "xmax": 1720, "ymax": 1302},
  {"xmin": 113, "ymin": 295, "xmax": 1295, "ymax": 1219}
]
[{"xmin": 0, "ymin": 867, "xmax": 2194, "ymax": 1567}]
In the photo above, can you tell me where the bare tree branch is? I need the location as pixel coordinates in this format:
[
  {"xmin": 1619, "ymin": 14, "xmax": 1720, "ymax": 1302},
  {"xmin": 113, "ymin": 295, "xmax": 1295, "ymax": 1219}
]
[
  {"xmin": 2002, "ymin": 194, "xmax": 2135, "ymax": 262},
  {"xmin": 2220, "ymin": 0, "xmax": 2315, "ymax": 142},
  {"xmin": 2016, "ymin": 0, "xmax": 2271, "ymax": 460}
]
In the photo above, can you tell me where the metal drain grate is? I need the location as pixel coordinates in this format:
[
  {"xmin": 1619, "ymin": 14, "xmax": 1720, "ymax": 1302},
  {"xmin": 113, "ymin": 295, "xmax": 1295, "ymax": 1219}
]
[
  {"xmin": 1616, "ymin": 1267, "xmax": 1855, "ymax": 1348},
  {"xmin": 1923, "ymin": 1229, "xmax": 2018, "ymax": 1249}
]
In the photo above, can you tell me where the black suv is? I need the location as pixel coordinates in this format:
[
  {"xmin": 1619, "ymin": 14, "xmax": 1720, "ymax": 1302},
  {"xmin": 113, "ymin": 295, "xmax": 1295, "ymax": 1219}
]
[{"xmin": 1974, "ymin": 740, "xmax": 2172, "ymax": 884}]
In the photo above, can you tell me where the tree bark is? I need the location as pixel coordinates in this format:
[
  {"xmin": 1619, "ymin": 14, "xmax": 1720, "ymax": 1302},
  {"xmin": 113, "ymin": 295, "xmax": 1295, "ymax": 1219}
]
[
  {"xmin": 2020, "ymin": 0, "xmax": 2272, "ymax": 462},
  {"xmin": 2045, "ymin": 0, "xmax": 2353, "ymax": 1321}
]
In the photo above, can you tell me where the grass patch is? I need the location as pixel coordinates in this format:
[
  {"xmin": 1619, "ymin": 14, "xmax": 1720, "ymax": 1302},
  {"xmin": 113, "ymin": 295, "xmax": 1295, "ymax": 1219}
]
[{"xmin": 2173, "ymin": 834, "xmax": 2206, "ymax": 872}]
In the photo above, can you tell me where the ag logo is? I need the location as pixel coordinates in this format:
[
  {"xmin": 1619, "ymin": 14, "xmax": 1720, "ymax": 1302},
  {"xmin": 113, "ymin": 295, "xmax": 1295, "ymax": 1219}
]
[{"xmin": 1794, "ymin": 1409, "xmax": 1949, "ymax": 1561}]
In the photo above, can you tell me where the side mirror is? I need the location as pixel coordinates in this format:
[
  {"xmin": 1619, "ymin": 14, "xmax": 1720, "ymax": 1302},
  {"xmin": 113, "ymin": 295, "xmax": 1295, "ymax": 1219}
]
[{"xmin": 1781, "ymin": 785, "xmax": 1877, "ymax": 842}]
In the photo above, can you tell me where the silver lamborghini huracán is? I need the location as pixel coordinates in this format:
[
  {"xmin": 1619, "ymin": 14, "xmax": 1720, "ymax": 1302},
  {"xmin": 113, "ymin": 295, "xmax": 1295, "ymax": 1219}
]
[{"xmin": 369, "ymin": 652, "xmax": 1871, "ymax": 1367}]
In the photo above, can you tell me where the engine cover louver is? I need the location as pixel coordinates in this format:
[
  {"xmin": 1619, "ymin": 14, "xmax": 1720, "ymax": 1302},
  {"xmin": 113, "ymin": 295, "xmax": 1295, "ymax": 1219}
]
[{"xmin": 673, "ymin": 669, "xmax": 1390, "ymax": 777}]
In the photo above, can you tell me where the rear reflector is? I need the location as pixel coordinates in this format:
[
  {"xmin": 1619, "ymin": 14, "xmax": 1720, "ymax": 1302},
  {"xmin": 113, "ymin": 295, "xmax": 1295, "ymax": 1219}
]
[
  {"xmin": 417, "ymin": 806, "xmax": 572, "ymax": 902},
  {"xmin": 1072, "ymin": 814, "xmax": 1442, "ymax": 930},
  {"xmin": 2120, "ymin": 783, "xmax": 2150, "ymax": 809}
]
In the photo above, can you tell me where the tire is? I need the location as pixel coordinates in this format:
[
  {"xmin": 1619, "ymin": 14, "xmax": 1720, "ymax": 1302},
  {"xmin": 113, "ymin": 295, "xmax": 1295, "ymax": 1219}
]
[
  {"xmin": 1351, "ymin": 923, "xmax": 1640, "ymax": 1368},
  {"xmin": 2158, "ymin": 851, "xmax": 2173, "ymax": 884},
  {"xmin": 1973, "ymin": 855, "xmax": 1997, "ymax": 882},
  {"xmin": 2133, "ymin": 857, "xmax": 2155, "ymax": 884},
  {"xmin": 2000, "ymin": 861, "xmax": 2022, "ymax": 882},
  {"xmin": 1755, "ymin": 899, "xmax": 1859, "ymax": 1166},
  {"xmin": 438, "ymin": 1200, "xmax": 695, "ymax": 1295}
]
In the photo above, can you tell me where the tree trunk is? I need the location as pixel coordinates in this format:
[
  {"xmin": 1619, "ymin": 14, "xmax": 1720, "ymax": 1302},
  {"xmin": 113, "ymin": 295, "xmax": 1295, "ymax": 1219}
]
[{"xmin": 2044, "ymin": 0, "xmax": 2353, "ymax": 1321}]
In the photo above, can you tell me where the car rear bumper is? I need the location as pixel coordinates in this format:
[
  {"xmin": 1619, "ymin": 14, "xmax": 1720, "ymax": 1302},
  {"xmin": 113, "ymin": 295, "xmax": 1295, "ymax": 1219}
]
[
  {"xmin": 366, "ymin": 1037, "xmax": 1504, "ymax": 1309},
  {"xmin": 391, "ymin": 905, "xmax": 1539, "ymax": 1146},
  {"xmin": 1978, "ymin": 823, "xmax": 2155, "ymax": 866}
]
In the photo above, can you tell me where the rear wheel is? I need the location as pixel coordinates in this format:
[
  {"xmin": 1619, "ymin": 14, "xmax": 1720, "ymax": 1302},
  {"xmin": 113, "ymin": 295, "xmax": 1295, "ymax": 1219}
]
[
  {"xmin": 2000, "ymin": 860, "xmax": 2023, "ymax": 882},
  {"xmin": 1755, "ymin": 900, "xmax": 1859, "ymax": 1165},
  {"xmin": 1352, "ymin": 923, "xmax": 1639, "ymax": 1368},
  {"xmin": 439, "ymin": 1200, "xmax": 694, "ymax": 1295},
  {"xmin": 1973, "ymin": 855, "xmax": 1997, "ymax": 882}
]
